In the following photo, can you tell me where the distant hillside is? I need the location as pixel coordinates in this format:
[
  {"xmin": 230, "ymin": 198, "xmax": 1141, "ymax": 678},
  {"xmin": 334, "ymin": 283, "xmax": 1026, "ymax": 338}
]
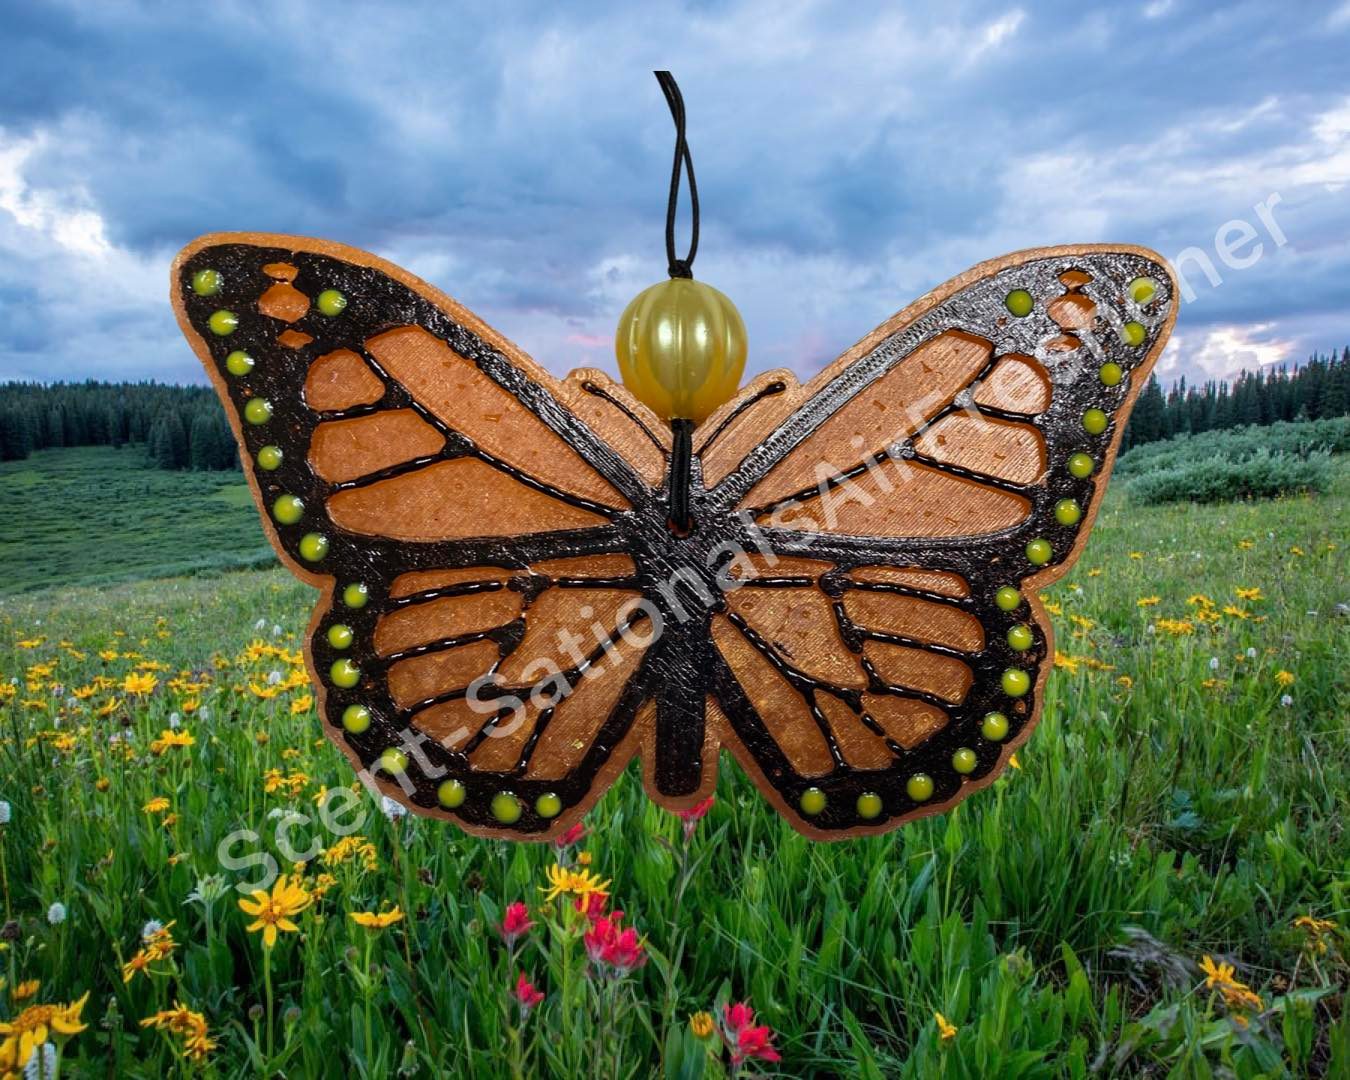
[{"xmin": 2, "ymin": 347, "xmax": 1348, "ymax": 472}]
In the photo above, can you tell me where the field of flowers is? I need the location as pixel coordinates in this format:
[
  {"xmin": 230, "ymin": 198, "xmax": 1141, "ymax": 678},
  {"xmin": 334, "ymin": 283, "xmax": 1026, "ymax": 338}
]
[{"xmin": 1, "ymin": 464, "xmax": 1346, "ymax": 1078}]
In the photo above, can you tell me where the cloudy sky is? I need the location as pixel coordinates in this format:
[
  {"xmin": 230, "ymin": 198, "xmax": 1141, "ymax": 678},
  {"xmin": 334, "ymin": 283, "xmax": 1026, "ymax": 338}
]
[{"xmin": 2, "ymin": 0, "xmax": 1348, "ymax": 391}]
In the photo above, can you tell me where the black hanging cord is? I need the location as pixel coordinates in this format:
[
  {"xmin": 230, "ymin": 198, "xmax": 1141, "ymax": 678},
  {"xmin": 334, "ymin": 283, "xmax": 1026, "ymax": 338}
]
[
  {"xmin": 655, "ymin": 71, "xmax": 698, "ymax": 280},
  {"xmin": 669, "ymin": 419, "xmax": 694, "ymax": 533}
]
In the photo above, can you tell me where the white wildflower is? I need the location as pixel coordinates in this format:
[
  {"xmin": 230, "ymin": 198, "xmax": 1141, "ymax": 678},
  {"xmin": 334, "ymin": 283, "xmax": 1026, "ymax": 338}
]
[{"xmin": 47, "ymin": 901, "xmax": 67, "ymax": 925}]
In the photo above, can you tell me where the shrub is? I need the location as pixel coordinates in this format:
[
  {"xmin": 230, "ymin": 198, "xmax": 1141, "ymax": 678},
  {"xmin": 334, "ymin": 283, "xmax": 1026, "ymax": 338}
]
[
  {"xmin": 1115, "ymin": 416, "xmax": 1350, "ymax": 478},
  {"xmin": 1127, "ymin": 449, "xmax": 1333, "ymax": 504}
]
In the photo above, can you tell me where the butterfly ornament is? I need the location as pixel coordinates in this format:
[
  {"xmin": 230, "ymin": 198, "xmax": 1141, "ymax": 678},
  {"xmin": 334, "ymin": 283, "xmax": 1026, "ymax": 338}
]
[{"xmin": 172, "ymin": 74, "xmax": 1176, "ymax": 841}]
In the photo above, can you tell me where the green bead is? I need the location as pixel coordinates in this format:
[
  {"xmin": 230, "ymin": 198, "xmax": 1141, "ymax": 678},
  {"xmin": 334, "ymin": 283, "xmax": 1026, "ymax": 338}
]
[
  {"xmin": 1121, "ymin": 320, "xmax": 1147, "ymax": 347},
  {"xmin": 1082, "ymin": 408, "xmax": 1109, "ymax": 435},
  {"xmin": 192, "ymin": 268, "xmax": 223, "ymax": 296},
  {"xmin": 995, "ymin": 586, "xmax": 1022, "ymax": 612},
  {"xmin": 207, "ymin": 310, "xmax": 238, "ymax": 336},
  {"xmin": 1067, "ymin": 452, "xmax": 1095, "ymax": 478},
  {"xmin": 379, "ymin": 747, "xmax": 408, "ymax": 774},
  {"xmin": 856, "ymin": 792, "xmax": 884, "ymax": 819},
  {"xmin": 244, "ymin": 398, "xmax": 273, "ymax": 425},
  {"xmin": 327, "ymin": 624, "xmax": 354, "ymax": 650},
  {"xmin": 1004, "ymin": 289, "xmax": 1034, "ymax": 317},
  {"xmin": 317, "ymin": 289, "xmax": 347, "ymax": 316},
  {"xmin": 298, "ymin": 532, "xmax": 329, "ymax": 562},
  {"xmin": 437, "ymin": 779, "xmax": 466, "ymax": 809},
  {"xmin": 952, "ymin": 747, "xmax": 977, "ymax": 775},
  {"xmin": 535, "ymin": 792, "xmax": 563, "ymax": 819},
  {"xmin": 1001, "ymin": 668, "xmax": 1031, "ymax": 697},
  {"xmin": 225, "ymin": 350, "xmax": 254, "ymax": 376},
  {"xmin": 1054, "ymin": 498, "xmax": 1082, "ymax": 526},
  {"xmin": 1100, "ymin": 362, "xmax": 1125, "ymax": 386},
  {"xmin": 342, "ymin": 583, "xmax": 370, "ymax": 609},
  {"xmin": 906, "ymin": 773, "xmax": 934, "ymax": 802},
  {"xmin": 272, "ymin": 494, "xmax": 304, "ymax": 525},
  {"xmin": 1127, "ymin": 276, "xmax": 1157, "ymax": 304},
  {"xmin": 341, "ymin": 704, "xmax": 371, "ymax": 734},
  {"xmin": 982, "ymin": 711, "xmax": 1010, "ymax": 741},
  {"xmin": 256, "ymin": 445, "xmax": 283, "ymax": 471},
  {"xmin": 1026, "ymin": 538, "xmax": 1053, "ymax": 566},
  {"xmin": 491, "ymin": 792, "xmax": 522, "ymax": 824},
  {"xmin": 1007, "ymin": 624, "xmax": 1034, "ymax": 651},
  {"xmin": 800, "ymin": 787, "xmax": 827, "ymax": 816},
  {"xmin": 330, "ymin": 658, "xmax": 360, "ymax": 689}
]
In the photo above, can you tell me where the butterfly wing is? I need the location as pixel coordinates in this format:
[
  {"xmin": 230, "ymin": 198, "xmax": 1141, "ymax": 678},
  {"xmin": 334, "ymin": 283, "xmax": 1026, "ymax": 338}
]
[
  {"xmin": 173, "ymin": 233, "xmax": 674, "ymax": 839},
  {"xmin": 696, "ymin": 245, "xmax": 1177, "ymax": 838}
]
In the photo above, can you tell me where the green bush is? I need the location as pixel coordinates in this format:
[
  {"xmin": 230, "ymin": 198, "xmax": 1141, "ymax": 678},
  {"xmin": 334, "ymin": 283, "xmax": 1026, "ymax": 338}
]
[
  {"xmin": 1116, "ymin": 416, "xmax": 1350, "ymax": 478},
  {"xmin": 1127, "ymin": 448, "xmax": 1333, "ymax": 504}
]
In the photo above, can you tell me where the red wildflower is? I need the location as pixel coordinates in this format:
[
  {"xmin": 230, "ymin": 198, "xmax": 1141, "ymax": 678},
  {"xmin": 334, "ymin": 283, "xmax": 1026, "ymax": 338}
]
[
  {"xmin": 573, "ymin": 889, "xmax": 609, "ymax": 921},
  {"xmin": 723, "ymin": 1001, "xmax": 780, "ymax": 1065},
  {"xmin": 513, "ymin": 972, "xmax": 545, "ymax": 1013},
  {"xmin": 675, "ymin": 794, "xmax": 714, "ymax": 839},
  {"xmin": 500, "ymin": 901, "xmax": 533, "ymax": 946},
  {"xmin": 553, "ymin": 822, "xmax": 587, "ymax": 850},
  {"xmin": 583, "ymin": 910, "xmax": 647, "ymax": 976}
]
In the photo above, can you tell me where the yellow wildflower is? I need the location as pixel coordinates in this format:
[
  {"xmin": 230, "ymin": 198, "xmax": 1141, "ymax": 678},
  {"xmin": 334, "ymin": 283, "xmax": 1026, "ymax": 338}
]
[
  {"xmin": 1199, "ymin": 955, "xmax": 1239, "ymax": 992},
  {"xmin": 1136, "ymin": 596, "xmax": 1161, "ymax": 608},
  {"xmin": 1289, "ymin": 545, "xmax": 1304, "ymax": 556},
  {"xmin": 350, "ymin": 907, "xmax": 404, "ymax": 930},
  {"xmin": 0, "ymin": 991, "xmax": 89, "ymax": 1070},
  {"xmin": 1129, "ymin": 551, "xmax": 1144, "ymax": 560},
  {"xmin": 1275, "ymin": 670, "xmax": 1295, "ymax": 687},
  {"xmin": 690, "ymin": 1011, "xmax": 715, "ymax": 1039},
  {"xmin": 1116, "ymin": 675, "xmax": 1134, "ymax": 690},
  {"xmin": 143, "ymin": 797, "xmax": 171, "ymax": 814},
  {"xmin": 238, "ymin": 874, "xmax": 311, "ymax": 948},
  {"xmin": 1221, "ymin": 605, "xmax": 1249, "ymax": 620},
  {"xmin": 10, "ymin": 980, "xmax": 39, "ymax": 1002},
  {"xmin": 1087, "ymin": 567, "xmax": 1102, "ymax": 577},
  {"xmin": 934, "ymin": 1011, "xmax": 957, "ymax": 1042},
  {"xmin": 539, "ymin": 864, "xmax": 611, "ymax": 905},
  {"xmin": 290, "ymin": 694, "xmax": 314, "ymax": 715},
  {"xmin": 1234, "ymin": 587, "xmax": 1263, "ymax": 601},
  {"xmin": 122, "ymin": 672, "xmax": 157, "ymax": 695}
]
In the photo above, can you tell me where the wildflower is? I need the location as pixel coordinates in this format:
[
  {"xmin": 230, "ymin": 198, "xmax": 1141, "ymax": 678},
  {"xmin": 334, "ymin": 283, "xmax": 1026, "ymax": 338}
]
[
  {"xmin": 1008, "ymin": 753, "xmax": 1022, "ymax": 770},
  {"xmin": 934, "ymin": 1011, "xmax": 957, "ymax": 1042},
  {"xmin": 121, "ymin": 672, "xmax": 157, "ymax": 695},
  {"xmin": 1292, "ymin": 915, "xmax": 1338, "ymax": 955},
  {"xmin": 238, "ymin": 874, "xmax": 311, "ymax": 947},
  {"xmin": 46, "ymin": 904, "xmax": 65, "ymax": 926},
  {"xmin": 722, "ymin": 1001, "xmax": 781, "ymax": 1066},
  {"xmin": 23, "ymin": 1040, "xmax": 58, "ymax": 1078},
  {"xmin": 1274, "ymin": 670, "xmax": 1295, "ymax": 687},
  {"xmin": 500, "ymin": 902, "xmax": 533, "ymax": 947},
  {"xmin": 140, "ymin": 1001, "xmax": 216, "ymax": 1063},
  {"xmin": 0, "ymin": 802, "xmax": 10, "ymax": 826},
  {"xmin": 553, "ymin": 822, "xmax": 587, "ymax": 850},
  {"xmin": 1208, "ymin": 657, "xmax": 1220, "ymax": 671},
  {"xmin": 185, "ymin": 874, "xmax": 229, "ymax": 907},
  {"xmin": 1235, "ymin": 587, "xmax": 1263, "ymax": 601},
  {"xmin": 513, "ymin": 972, "xmax": 545, "ymax": 1014},
  {"xmin": 675, "ymin": 794, "xmax": 714, "ymax": 840},
  {"xmin": 290, "ymin": 694, "xmax": 313, "ymax": 716},
  {"xmin": 1087, "ymin": 567, "xmax": 1102, "ymax": 577},
  {"xmin": 574, "ymin": 890, "xmax": 608, "ymax": 921},
  {"xmin": 142, "ymin": 797, "xmax": 170, "ymax": 815},
  {"xmin": 539, "ymin": 864, "xmax": 610, "ymax": 906},
  {"xmin": 1280, "ymin": 694, "xmax": 1293, "ymax": 708},
  {"xmin": 1116, "ymin": 675, "xmax": 1134, "ymax": 691},
  {"xmin": 1136, "ymin": 596, "xmax": 1160, "ymax": 608},
  {"xmin": 350, "ymin": 907, "xmax": 404, "ymax": 930},
  {"xmin": 1156, "ymin": 618, "xmax": 1194, "ymax": 636},
  {"xmin": 1199, "ymin": 955, "xmax": 1239, "ymax": 993},
  {"xmin": 584, "ymin": 911, "xmax": 648, "ymax": 976},
  {"xmin": 690, "ymin": 1011, "xmax": 715, "ymax": 1039},
  {"xmin": 17, "ymin": 639, "xmax": 44, "ymax": 649},
  {"xmin": 11, "ymin": 981, "xmax": 39, "ymax": 1002},
  {"xmin": 1289, "ymin": 545, "xmax": 1304, "ymax": 556},
  {"xmin": 0, "ymin": 991, "xmax": 88, "ymax": 1072},
  {"xmin": 1221, "ymin": 605, "xmax": 1249, "ymax": 620},
  {"xmin": 1129, "ymin": 551, "xmax": 1144, "ymax": 560},
  {"xmin": 149, "ymin": 729, "xmax": 194, "ymax": 755}
]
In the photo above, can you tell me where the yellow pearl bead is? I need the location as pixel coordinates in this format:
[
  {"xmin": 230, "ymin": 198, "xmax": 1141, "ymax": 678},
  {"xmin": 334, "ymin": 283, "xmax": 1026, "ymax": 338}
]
[{"xmin": 615, "ymin": 278, "xmax": 747, "ymax": 422}]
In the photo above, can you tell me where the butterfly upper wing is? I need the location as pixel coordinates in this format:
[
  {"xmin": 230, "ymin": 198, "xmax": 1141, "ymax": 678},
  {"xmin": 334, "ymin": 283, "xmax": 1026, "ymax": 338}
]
[
  {"xmin": 172, "ymin": 233, "xmax": 673, "ymax": 839},
  {"xmin": 695, "ymin": 245, "xmax": 1177, "ymax": 838}
]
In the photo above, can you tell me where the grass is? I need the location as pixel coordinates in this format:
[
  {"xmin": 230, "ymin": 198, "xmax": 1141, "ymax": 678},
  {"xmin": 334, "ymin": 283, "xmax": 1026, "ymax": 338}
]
[
  {"xmin": 0, "ymin": 446, "xmax": 271, "ymax": 595},
  {"xmin": 0, "ymin": 456, "xmax": 1346, "ymax": 1077}
]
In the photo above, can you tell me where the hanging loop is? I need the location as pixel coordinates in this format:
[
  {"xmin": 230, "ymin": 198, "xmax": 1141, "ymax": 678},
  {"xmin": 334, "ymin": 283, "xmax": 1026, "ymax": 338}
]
[{"xmin": 655, "ymin": 71, "xmax": 699, "ymax": 279}]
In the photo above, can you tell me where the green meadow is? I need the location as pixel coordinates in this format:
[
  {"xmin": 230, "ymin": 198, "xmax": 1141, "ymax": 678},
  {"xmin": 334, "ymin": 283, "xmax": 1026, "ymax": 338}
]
[{"xmin": 0, "ymin": 449, "xmax": 1346, "ymax": 1077}]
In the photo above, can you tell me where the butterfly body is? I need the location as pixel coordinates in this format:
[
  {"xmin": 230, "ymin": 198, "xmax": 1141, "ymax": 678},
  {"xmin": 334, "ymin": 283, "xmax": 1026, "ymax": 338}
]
[{"xmin": 173, "ymin": 234, "xmax": 1175, "ymax": 840}]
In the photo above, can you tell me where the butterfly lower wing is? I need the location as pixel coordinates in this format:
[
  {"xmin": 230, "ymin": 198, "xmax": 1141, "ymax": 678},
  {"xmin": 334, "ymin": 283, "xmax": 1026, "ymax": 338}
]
[
  {"xmin": 699, "ymin": 245, "xmax": 1176, "ymax": 838},
  {"xmin": 172, "ymin": 233, "xmax": 670, "ymax": 838}
]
